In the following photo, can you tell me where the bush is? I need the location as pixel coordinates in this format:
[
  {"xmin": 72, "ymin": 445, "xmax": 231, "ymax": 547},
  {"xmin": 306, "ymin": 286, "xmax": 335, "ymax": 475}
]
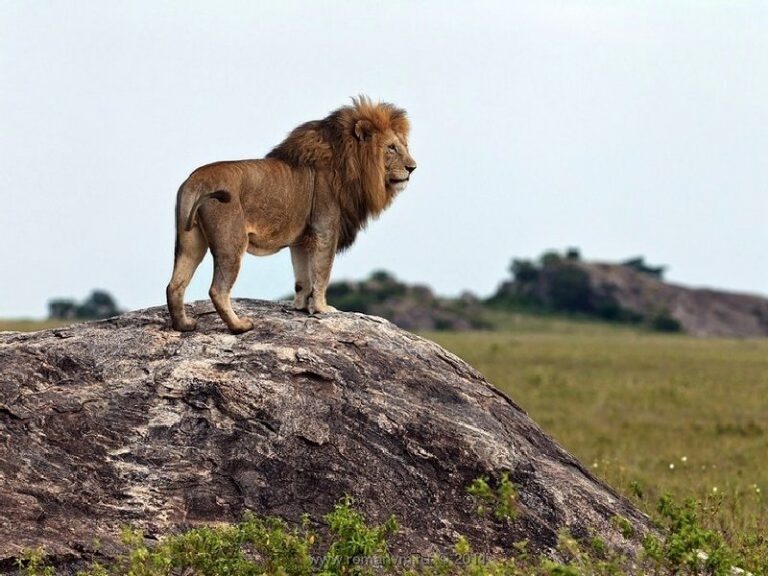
[
  {"xmin": 48, "ymin": 290, "xmax": 122, "ymax": 320},
  {"xmin": 545, "ymin": 265, "xmax": 593, "ymax": 314},
  {"xmin": 649, "ymin": 309, "xmax": 682, "ymax": 333}
]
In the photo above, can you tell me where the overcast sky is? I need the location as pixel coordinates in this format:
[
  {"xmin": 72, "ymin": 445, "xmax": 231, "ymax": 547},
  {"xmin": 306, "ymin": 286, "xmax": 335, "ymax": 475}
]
[{"xmin": 1, "ymin": 1, "xmax": 766, "ymax": 318}]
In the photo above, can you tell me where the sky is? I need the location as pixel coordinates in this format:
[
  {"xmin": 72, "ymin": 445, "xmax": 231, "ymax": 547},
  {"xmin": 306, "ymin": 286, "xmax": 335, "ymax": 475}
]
[{"xmin": 1, "ymin": 1, "xmax": 766, "ymax": 318}]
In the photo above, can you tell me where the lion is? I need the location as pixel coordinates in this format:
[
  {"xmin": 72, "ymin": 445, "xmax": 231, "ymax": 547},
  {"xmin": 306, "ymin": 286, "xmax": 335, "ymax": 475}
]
[{"xmin": 166, "ymin": 97, "xmax": 416, "ymax": 333}]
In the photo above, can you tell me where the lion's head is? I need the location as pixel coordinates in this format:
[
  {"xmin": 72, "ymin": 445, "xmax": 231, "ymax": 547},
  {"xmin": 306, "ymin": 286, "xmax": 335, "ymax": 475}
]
[
  {"xmin": 345, "ymin": 96, "xmax": 416, "ymax": 200},
  {"xmin": 267, "ymin": 96, "xmax": 415, "ymax": 249}
]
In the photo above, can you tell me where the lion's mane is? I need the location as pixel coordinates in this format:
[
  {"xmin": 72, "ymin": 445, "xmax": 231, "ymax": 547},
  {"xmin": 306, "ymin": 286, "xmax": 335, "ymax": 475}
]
[{"xmin": 267, "ymin": 96, "xmax": 410, "ymax": 250}]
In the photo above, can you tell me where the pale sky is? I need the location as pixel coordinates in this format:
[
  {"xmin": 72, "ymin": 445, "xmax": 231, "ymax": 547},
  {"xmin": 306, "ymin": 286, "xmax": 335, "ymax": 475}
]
[{"xmin": 1, "ymin": 1, "xmax": 766, "ymax": 318}]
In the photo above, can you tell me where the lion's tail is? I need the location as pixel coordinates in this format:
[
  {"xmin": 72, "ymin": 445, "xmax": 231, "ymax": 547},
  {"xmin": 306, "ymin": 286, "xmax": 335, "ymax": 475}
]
[{"xmin": 180, "ymin": 185, "xmax": 232, "ymax": 232}]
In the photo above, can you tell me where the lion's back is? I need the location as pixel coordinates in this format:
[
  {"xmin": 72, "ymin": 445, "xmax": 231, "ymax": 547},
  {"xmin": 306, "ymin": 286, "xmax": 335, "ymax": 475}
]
[{"xmin": 185, "ymin": 158, "xmax": 289, "ymax": 195}]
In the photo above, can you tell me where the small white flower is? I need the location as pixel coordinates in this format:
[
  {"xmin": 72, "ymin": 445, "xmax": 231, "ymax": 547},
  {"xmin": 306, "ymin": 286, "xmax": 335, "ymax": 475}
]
[
  {"xmin": 712, "ymin": 486, "xmax": 718, "ymax": 493},
  {"xmin": 669, "ymin": 463, "xmax": 675, "ymax": 470},
  {"xmin": 592, "ymin": 461, "xmax": 599, "ymax": 469},
  {"xmin": 680, "ymin": 456, "xmax": 687, "ymax": 463}
]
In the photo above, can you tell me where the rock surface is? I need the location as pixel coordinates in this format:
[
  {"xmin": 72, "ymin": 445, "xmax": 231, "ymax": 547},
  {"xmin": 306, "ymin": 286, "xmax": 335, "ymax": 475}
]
[{"xmin": 0, "ymin": 300, "xmax": 652, "ymax": 571}]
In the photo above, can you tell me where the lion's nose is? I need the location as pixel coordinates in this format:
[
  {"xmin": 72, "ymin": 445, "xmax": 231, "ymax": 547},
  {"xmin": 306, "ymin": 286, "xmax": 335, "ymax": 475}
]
[{"xmin": 406, "ymin": 163, "xmax": 416, "ymax": 174}]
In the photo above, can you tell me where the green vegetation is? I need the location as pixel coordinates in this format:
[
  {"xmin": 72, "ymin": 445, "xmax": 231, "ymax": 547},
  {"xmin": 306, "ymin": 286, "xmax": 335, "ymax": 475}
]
[
  {"xmin": 16, "ymin": 490, "xmax": 766, "ymax": 575},
  {"xmin": 425, "ymin": 322, "xmax": 768, "ymax": 502},
  {"xmin": 1, "ymin": 289, "xmax": 119, "ymax": 331},
  {"xmin": 326, "ymin": 270, "xmax": 409, "ymax": 314},
  {"xmin": 18, "ymin": 498, "xmax": 396, "ymax": 576},
  {"xmin": 467, "ymin": 472, "xmax": 518, "ymax": 520},
  {"xmin": 325, "ymin": 270, "xmax": 490, "ymax": 331},
  {"xmin": 425, "ymin": 316, "xmax": 768, "ymax": 572}
]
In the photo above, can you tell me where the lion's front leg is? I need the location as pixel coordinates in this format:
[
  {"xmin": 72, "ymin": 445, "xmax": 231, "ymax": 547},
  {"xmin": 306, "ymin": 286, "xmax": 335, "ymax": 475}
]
[
  {"xmin": 307, "ymin": 234, "xmax": 338, "ymax": 315},
  {"xmin": 290, "ymin": 245, "xmax": 312, "ymax": 311}
]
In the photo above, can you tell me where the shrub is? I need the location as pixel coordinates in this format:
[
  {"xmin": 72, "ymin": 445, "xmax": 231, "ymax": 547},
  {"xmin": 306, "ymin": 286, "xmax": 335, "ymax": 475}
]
[
  {"xmin": 48, "ymin": 290, "xmax": 122, "ymax": 320},
  {"xmin": 545, "ymin": 264, "xmax": 593, "ymax": 314},
  {"xmin": 649, "ymin": 309, "xmax": 682, "ymax": 333}
]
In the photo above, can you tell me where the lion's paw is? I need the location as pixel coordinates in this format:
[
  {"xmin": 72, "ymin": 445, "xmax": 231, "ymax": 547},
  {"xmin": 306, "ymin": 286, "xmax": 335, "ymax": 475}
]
[
  {"xmin": 293, "ymin": 295, "xmax": 310, "ymax": 311},
  {"xmin": 172, "ymin": 318, "xmax": 197, "ymax": 332},
  {"xmin": 229, "ymin": 317, "xmax": 255, "ymax": 334},
  {"xmin": 308, "ymin": 301, "xmax": 338, "ymax": 315}
]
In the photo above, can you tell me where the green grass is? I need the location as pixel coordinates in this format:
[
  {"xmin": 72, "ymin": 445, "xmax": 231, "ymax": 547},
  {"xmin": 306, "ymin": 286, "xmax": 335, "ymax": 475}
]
[
  {"xmin": 423, "ymin": 315, "xmax": 768, "ymax": 557},
  {"xmin": 17, "ymin": 491, "xmax": 764, "ymax": 576},
  {"xmin": 0, "ymin": 319, "xmax": 72, "ymax": 332}
]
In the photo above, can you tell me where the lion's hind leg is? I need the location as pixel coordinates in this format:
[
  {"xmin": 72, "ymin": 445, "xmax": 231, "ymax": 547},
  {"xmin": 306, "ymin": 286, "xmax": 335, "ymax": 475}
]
[
  {"xmin": 208, "ymin": 226, "xmax": 253, "ymax": 334},
  {"xmin": 290, "ymin": 245, "xmax": 312, "ymax": 311},
  {"xmin": 167, "ymin": 227, "xmax": 208, "ymax": 331}
]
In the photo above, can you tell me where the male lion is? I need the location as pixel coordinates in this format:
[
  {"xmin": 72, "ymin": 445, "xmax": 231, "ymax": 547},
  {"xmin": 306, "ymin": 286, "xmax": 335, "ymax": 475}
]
[{"xmin": 166, "ymin": 97, "xmax": 416, "ymax": 334}]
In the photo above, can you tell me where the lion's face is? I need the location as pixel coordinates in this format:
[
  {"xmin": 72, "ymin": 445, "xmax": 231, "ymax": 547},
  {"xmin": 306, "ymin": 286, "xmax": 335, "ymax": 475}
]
[{"xmin": 383, "ymin": 132, "xmax": 416, "ymax": 194}]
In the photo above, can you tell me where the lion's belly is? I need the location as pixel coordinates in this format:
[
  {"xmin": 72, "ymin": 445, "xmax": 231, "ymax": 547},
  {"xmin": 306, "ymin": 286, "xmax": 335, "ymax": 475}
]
[
  {"xmin": 245, "ymin": 227, "xmax": 290, "ymax": 256},
  {"xmin": 246, "ymin": 239, "xmax": 283, "ymax": 257},
  {"xmin": 245, "ymin": 214, "xmax": 307, "ymax": 256}
]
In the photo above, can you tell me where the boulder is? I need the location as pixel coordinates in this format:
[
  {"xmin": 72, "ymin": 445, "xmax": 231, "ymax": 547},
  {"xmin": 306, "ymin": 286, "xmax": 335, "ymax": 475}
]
[{"xmin": 0, "ymin": 300, "xmax": 653, "ymax": 571}]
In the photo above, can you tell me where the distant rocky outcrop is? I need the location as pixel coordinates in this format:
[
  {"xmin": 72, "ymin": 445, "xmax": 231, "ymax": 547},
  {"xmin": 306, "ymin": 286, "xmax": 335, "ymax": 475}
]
[
  {"xmin": 0, "ymin": 300, "xmax": 652, "ymax": 572},
  {"xmin": 491, "ymin": 252, "xmax": 768, "ymax": 337},
  {"xmin": 577, "ymin": 263, "xmax": 768, "ymax": 337}
]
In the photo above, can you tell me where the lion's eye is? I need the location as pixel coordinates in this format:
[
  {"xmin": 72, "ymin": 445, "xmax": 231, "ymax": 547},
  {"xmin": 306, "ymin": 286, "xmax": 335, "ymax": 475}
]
[{"xmin": 388, "ymin": 144, "xmax": 397, "ymax": 153}]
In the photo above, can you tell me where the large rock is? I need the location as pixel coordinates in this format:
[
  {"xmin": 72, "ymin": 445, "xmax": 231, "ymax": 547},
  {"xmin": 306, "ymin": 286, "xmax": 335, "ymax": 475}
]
[{"xmin": 0, "ymin": 300, "xmax": 652, "ymax": 571}]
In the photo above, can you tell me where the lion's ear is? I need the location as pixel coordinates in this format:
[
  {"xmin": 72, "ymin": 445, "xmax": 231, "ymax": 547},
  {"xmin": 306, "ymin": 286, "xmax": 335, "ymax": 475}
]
[{"xmin": 354, "ymin": 119, "xmax": 374, "ymax": 141}]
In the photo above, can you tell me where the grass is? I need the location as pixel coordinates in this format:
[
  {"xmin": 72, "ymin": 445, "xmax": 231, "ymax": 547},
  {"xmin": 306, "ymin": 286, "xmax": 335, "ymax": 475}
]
[
  {"xmin": 16, "ymin": 491, "xmax": 764, "ymax": 576},
  {"xmin": 423, "ymin": 314, "xmax": 768, "ymax": 563}
]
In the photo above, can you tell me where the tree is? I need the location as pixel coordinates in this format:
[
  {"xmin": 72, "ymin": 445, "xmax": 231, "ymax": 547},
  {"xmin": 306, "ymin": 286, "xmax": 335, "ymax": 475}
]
[
  {"xmin": 48, "ymin": 299, "xmax": 78, "ymax": 320},
  {"xmin": 48, "ymin": 290, "xmax": 122, "ymax": 320},
  {"xmin": 77, "ymin": 290, "xmax": 121, "ymax": 319},
  {"xmin": 545, "ymin": 265, "xmax": 593, "ymax": 313},
  {"xmin": 510, "ymin": 259, "xmax": 539, "ymax": 283},
  {"xmin": 565, "ymin": 247, "xmax": 581, "ymax": 261}
]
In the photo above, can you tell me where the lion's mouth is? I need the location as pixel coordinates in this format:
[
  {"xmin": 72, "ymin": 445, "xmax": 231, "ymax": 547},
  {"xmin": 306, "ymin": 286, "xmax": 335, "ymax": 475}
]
[{"xmin": 389, "ymin": 177, "xmax": 409, "ymax": 184}]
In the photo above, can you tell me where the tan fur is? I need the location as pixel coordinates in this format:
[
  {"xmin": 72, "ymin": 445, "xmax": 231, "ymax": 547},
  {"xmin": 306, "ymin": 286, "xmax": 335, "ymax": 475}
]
[{"xmin": 167, "ymin": 97, "xmax": 416, "ymax": 333}]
